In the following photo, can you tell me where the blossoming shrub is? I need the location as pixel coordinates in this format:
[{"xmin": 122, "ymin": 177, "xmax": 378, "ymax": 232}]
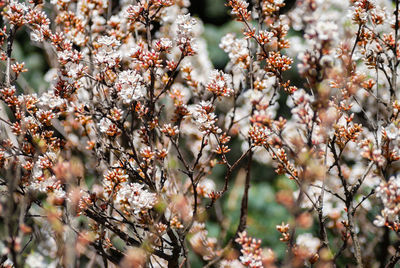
[{"xmin": 0, "ymin": 0, "xmax": 400, "ymax": 267}]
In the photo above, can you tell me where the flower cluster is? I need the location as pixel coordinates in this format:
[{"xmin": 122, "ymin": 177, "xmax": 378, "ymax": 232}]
[
  {"xmin": 375, "ymin": 174, "xmax": 400, "ymax": 229},
  {"xmin": 175, "ymin": 14, "xmax": 197, "ymax": 56},
  {"xmin": 206, "ymin": 70, "xmax": 234, "ymax": 97},
  {"xmin": 116, "ymin": 182, "xmax": 158, "ymax": 215},
  {"xmin": 235, "ymin": 231, "xmax": 263, "ymax": 268}
]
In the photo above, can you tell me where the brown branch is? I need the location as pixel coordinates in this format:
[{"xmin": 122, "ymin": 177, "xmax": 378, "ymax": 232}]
[
  {"xmin": 236, "ymin": 147, "xmax": 253, "ymax": 235},
  {"xmin": 384, "ymin": 242, "xmax": 400, "ymax": 268}
]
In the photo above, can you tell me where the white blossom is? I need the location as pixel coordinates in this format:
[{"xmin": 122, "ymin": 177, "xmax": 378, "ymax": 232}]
[
  {"xmin": 296, "ymin": 233, "xmax": 320, "ymax": 254},
  {"xmin": 116, "ymin": 182, "xmax": 158, "ymax": 214}
]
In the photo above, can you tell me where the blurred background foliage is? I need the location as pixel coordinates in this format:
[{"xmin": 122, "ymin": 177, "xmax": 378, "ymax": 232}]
[{"xmin": 191, "ymin": 0, "xmax": 237, "ymax": 69}]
